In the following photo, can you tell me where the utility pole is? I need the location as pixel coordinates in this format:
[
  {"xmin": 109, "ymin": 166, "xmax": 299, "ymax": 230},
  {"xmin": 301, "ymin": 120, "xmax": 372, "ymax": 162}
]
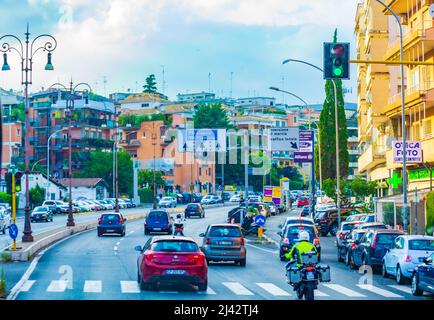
[
  {"xmin": 152, "ymin": 121, "xmax": 157, "ymax": 209},
  {"xmin": 230, "ymin": 71, "xmax": 234, "ymax": 98}
]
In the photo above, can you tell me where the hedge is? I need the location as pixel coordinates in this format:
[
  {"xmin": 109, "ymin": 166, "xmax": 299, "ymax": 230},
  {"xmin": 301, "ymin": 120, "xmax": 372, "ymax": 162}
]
[{"xmin": 426, "ymin": 192, "xmax": 434, "ymax": 235}]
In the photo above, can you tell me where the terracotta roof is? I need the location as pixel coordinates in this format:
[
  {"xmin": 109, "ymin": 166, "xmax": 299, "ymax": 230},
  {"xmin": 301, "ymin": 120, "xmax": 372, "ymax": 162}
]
[
  {"xmin": 120, "ymin": 93, "xmax": 168, "ymax": 103},
  {"xmin": 119, "ymin": 109, "xmax": 159, "ymax": 116},
  {"xmin": 162, "ymin": 103, "xmax": 196, "ymax": 113},
  {"xmin": 57, "ymin": 178, "xmax": 106, "ymax": 188}
]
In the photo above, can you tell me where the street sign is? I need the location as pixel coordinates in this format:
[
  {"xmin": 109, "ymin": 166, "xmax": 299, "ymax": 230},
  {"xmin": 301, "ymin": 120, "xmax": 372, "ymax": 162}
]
[
  {"xmin": 294, "ymin": 130, "xmax": 314, "ymax": 163},
  {"xmin": 254, "ymin": 214, "xmax": 266, "ymax": 227},
  {"xmin": 393, "ymin": 141, "xmax": 422, "ymax": 163},
  {"xmin": 268, "ymin": 127, "xmax": 300, "ymax": 151},
  {"xmin": 177, "ymin": 129, "xmax": 226, "ymax": 153},
  {"xmin": 9, "ymin": 223, "xmax": 18, "ymax": 240}
]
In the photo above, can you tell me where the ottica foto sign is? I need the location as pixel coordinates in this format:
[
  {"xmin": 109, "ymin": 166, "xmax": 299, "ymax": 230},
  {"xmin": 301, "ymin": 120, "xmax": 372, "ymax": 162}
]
[{"xmin": 392, "ymin": 141, "xmax": 422, "ymax": 163}]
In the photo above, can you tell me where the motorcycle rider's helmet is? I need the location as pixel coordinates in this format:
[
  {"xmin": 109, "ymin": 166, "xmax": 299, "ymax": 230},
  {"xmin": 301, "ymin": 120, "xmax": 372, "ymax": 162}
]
[
  {"xmin": 176, "ymin": 214, "xmax": 182, "ymax": 219},
  {"xmin": 298, "ymin": 230, "xmax": 310, "ymax": 242}
]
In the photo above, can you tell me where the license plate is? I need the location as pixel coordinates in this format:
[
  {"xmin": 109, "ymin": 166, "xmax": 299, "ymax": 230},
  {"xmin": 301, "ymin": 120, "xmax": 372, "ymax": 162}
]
[
  {"xmin": 306, "ymin": 272, "xmax": 315, "ymax": 280},
  {"xmin": 220, "ymin": 241, "xmax": 232, "ymax": 245},
  {"xmin": 165, "ymin": 269, "xmax": 186, "ymax": 275},
  {"xmin": 106, "ymin": 229, "xmax": 114, "ymax": 232},
  {"xmin": 153, "ymin": 228, "xmax": 161, "ymax": 231}
]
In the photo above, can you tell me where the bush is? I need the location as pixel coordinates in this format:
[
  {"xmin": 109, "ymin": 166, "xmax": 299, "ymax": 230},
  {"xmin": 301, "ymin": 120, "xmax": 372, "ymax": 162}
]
[
  {"xmin": 382, "ymin": 203, "xmax": 403, "ymax": 227},
  {"xmin": 0, "ymin": 268, "xmax": 6, "ymax": 298},
  {"xmin": 426, "ymin": 192, "xmax": 434, "ymax": 236},
  {"xmin": 29, "ymin": 184, "xmax": 45, "ymax": 208},
  {"xmin": 139, "ymin": 188, "xmax": 154, "ymax": 203},
  {"xmin": 0, "ymin": 192, "xmax": 18, "ymax": 206}
]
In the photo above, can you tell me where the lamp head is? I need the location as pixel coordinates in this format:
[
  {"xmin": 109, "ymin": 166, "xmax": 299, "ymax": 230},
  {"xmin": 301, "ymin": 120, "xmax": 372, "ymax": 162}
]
[
  {"xmin": 45, "ymin": 52, "xmax": 54, "ymax": 71},
  {"xmin": 269, "ymin": 86, "xmax": 280, "ymax": 91},
  {"xmin": 2, "ymin": 53, "xmax": 10, "ymax": 71}
]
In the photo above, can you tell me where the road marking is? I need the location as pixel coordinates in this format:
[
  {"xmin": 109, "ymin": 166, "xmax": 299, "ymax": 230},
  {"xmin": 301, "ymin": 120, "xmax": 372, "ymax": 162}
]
[
  {"xmin": 159, "ymin": 290, "xmax": 179, "ymax": 294},
  {"xmin": 323, "ymin": 284, "xmax": 366, "ymax": 297},
  {"xmin": 315, "ymin": 290, "xmax": 329, "ymax": 297},
  {"xmin": 197, "ymin": 286, "xmax": 216, "ymax": 295},
  {"xmin": 20, "ymin": 280, "xmax": 36, "ymax": 292},
  {"xmin": 222, "ymin": 282, "xmax": 254, "ymax": 296},
  {"xmin": 114, "ymin": 246, "xmax": 118, "ymax": 251},
  {"xmin": 120, "ymin": 281, "xmax": 140, "ymax": 293},
  {"xmin": 83, "ymin": 280, "xmax": 102, "ymax": 293},
  {"xmin": 47, "ymin": 280, "xmax": 68, "ymax": 292},
  {"xmin": 357, "ymin": 284, "xmax": 403, "ymax": 298},
  {"xmin": 116, "ymin": 242, "xmax": 120, "ymax": 245},
  {"xmin": 245, "ymin": 243, "xmax": 278, "ymax": 254},
  {"xmin": 256, "ymin": 283, "xmax": 291, "ymax": 296},
  {"xmin": 387, "ymin": 285, "xmax": 412, "ymax": 295}
]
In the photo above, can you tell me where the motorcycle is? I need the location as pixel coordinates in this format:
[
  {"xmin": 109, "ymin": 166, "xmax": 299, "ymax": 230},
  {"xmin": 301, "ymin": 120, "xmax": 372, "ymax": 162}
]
[
  {"xmin": 173, "ymin": 223, "xmax": 184, "ymax": 236},
  {"xmin": 285, "ymin": 252, "xmax": 330, "ymax": 300}
]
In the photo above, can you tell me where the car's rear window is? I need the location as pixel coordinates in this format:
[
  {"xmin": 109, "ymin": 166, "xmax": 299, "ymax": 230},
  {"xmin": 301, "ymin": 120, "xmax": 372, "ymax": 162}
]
[
  {"xmin": 151, "ymin": 240, "xmax": 198, "ymax": 252},
  {"xmin": 285, "ymin": 226, "xmax": 314, "ymax": 239},
  {"xmin": 342, "ymin": 224, "xmax": 357, "ymax": 231},
  {"xmin": 209, "ymin": 226, "xmax": 241, "ymax": 237},
  {"xmin": 101, "ymin": 214, "xmax": 121, "ymax": 224},
  {"xmin": 363, "ymin": 224, "xmax": 387, "ymax": 230},
  {"xmin": 34, "ymin": 207, "xmax": 47, "ymax": 212},
  {"xmin": 315, "ymin": 211, "xmax": 329, "ymax": 219},
  {"xmin": 376, "ymin": 233, "xmax": 401, "ymax": 244},
  {"xmin": 148, "ymin": 211, "xmax": 168, "ymax": 220},
  {"xmin": 409, "ymin": 239, "xmax": 434, "ymax": 251},
  {"xmin": 187, "ymin": 204, "xmax": 199, "ymax": 209}
]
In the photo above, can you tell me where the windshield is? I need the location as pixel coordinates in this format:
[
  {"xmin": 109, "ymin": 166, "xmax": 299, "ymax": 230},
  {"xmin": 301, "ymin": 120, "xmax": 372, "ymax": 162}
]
[
  {"xmin": 209, "ymin": 226, "xmax": 241, "ymax": 237},
  {"xmin": 187, "ymin": 204, "xmax": 199, "ymax": 209},
  {"xmin": 409, "ymin": 239, "xmax": 434, "ymax": 251},
  {"xmin": 342, "ymin": 224, "xmax": 357, "ymax": 231},
  {"xmin": 363, "ymin": 224, "xmax": 387, "ymax": 229},
  {"xmin": 151, "ymin": 240, "xmax": 198, "ymax": 252},
  {"xmin": 34, "ymin": 207, "xmax": 48, "ymax": 212},
  {"xmin": 315, "ymin": 211, "xmax": 329, "ymax": 219}
]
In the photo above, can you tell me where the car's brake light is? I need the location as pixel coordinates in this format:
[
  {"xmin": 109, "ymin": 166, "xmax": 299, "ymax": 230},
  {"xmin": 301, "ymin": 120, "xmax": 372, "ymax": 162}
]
[
  {"xmin": 283, "ymin": 238, "xmax": 289, "ymax": 244},
  {"xmin": 98, "ymin": 217, "xmax": 102, "ymax": 224},
  {"xmin": 205, "ymin": 238, "xmax": 210, "ymax": 245},
  {"xmin": 313, "ymin": 238, "xmax": 320, "ymax": 245},
  {"xmin": 118, "ymin": 216, "xmax": 122, "ymax": 224},
  {"xmin": 240, "ymin": 238, "xmax": 245, "ymax": 246},
  {"xmin": 339, "ymin": 232, "xmax": 345, "ymax": 238},
  {"xmin": 306, "ymin": 266, "xmax": 314, "ymax": 271},
  {"xmin": 351, "ymin": 242, "xmax": 357, "ymax": 249},
  {"xmin": 405, "ymin": 255, "xmax": 411, "ymax": 262},
  {"xmin": 372, "ymin": 234, "xmax": 378, "ymax": 249}
]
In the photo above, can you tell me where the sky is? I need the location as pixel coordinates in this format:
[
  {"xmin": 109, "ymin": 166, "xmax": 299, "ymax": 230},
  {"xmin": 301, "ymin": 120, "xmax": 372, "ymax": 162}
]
[{"xmin": 0, "ymin": 0, "xmax": 360, "ymax": 104}]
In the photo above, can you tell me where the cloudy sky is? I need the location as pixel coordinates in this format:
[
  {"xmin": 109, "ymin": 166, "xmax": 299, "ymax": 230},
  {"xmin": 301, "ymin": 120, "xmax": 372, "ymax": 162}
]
[{"xmin": 0, "ymin": 0, "xmax": 360, "ymax": 104}]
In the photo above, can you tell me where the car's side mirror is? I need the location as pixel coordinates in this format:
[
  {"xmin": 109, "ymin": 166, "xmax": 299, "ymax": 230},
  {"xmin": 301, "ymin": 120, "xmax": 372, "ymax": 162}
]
[
  {"xmin": 134, "ymin": 245, "xmax": 142, "ymax": 252},
  {"xmin": 278, "ymin": 224, "xmax": 283, "ymax": 229},
  {"xmin": 199, "ymin": 233, "xmax": 205, "ymax": 237},
  {"xmin": 277, "ymin": 231, "xmax": 283, "ymax": 237}
]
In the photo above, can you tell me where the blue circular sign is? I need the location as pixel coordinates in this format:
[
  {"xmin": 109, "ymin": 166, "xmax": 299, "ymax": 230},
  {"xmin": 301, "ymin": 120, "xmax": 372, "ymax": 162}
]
[
  {"xmin": 9, "ymin": 223, "xmax": 18, "ymax": 240},
  {"xmin": 254, "ymin": 214, "xmax": 266, "ymax": 227}
]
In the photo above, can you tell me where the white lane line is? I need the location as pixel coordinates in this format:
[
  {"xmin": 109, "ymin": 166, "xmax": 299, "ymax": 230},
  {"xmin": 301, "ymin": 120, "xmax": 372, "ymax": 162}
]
[
  {"xmin": 323, "ymin": 284, "xmax": 366, "ymax": 297},
  {"xmin": 159, "ymin": 290, "xmax": 179, "ymax": 294},
  {"xmin": 20, "ymin": 280, "xmax": 36, "ymax": 292},
  {"xmin": 120, "ymin": 238, "xmax": 124, "ymax": 241},
  {"xmin": 245, "ymin": 243, "xmax": 279, "ymax": 254},
  {"xmin": 222, "ymin": 282, "xmax": 254, "ymax": 296},
  {"xmin": 315, "ymin": 290, "xmax": 329, "ymax": 297},
  {"xmin": 256, "ymin": 283, "xmax": 291, "ymax": 296},
  {"xmin": 83, "ymin": 280, "xmax": 102, "ymax": 293},
  {"xmin": 114, "ymin": 246, "xmax": 118, "ymax": 251},
  {"xmin": 197, "ymin": 286, "xmax": 216, "ymax": 295},
  {"xmin": 387, "ymin": 285, "xmax": 412, "ymax": 295},
  {"xmin": 116, "ymin": 242, "xmax": 120, "ymax": 245},
  {"xmin": 46, "ymin": 280, "xmax": 68, "ymax": 292},
  {"xmin": 357, "ymin": 284, "xmax": 403, "ymax": 298},
  {"xmin": 120, "ymin": 281, "xmax": 140, "ymax": 293}
]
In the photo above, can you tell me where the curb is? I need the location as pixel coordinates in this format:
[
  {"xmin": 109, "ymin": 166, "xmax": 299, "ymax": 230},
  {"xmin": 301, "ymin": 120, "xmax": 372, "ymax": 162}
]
[{"xmin": 3, "ymin": 212, "xmax": 147, "ymax": 262}]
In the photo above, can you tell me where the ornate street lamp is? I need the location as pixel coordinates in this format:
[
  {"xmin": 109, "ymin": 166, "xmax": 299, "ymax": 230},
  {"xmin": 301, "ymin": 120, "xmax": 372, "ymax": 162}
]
[{"xmin": 1, "ymin": 24, "xmax": 57, "ymax": 242}]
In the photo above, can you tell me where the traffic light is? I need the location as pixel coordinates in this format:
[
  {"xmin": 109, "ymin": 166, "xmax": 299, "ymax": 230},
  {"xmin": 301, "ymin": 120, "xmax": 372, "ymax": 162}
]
[
  {"xmin": 323, "ymin": 42, "xmax": 350, "ymax": 80},
  {"xmin": 14, "ymin": 171, "xmax": 23, "ymax": 192}
]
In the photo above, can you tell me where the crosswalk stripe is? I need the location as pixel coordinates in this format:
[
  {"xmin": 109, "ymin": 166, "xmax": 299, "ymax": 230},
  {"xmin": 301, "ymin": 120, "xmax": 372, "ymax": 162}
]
[
  {"xmin": 197, "ymin": 286, "xmax": 216, "ymax": 295},
  {"xmin": 387, "ymin": 285, "xmax": 412, "ymax": 295},
  {"xmin": 120, "ymin": 281, "xmax": 140, "ymax": 293},
  {"xmin": 323, "ymin": 284, "xmax": 366, "ymax": 297},
  {"xmin": 83, "ymin": 280, "xmax": 102, "ymax": 293},
  {"xmin": 222, "ymin": 282, "xmax": 254, "ymax": 295},
  {"xmin": 256, "ymin": 283, "xmax": 291, "ymax": 296},
  {"xmin": 357, "ymin": 284, "xmax": 403, "ymax": 298},
  {"xmin": 47, "ymin": 280, "xmax": 68, "ymax": 292},
  {"xmin": 315, "ymin": 290, "xmax": 329, "ymax": 297},
  {"xmin": 20, "ymin": 280, "xmax": 36, "ymax": 292}
]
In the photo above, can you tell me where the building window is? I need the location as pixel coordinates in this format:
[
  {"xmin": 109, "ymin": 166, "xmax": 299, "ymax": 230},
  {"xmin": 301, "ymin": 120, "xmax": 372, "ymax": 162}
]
[
  {"xmin": 142, "ymin": 130, "xmax": 146, "ymax": 138},
  {"xmin": 16, "ymin": 129, "xmax": 20, "ymax": 136},
  {"xmin": 199, "ymin": 168, "xmax": 202, "ymax": 175},
  {"xmin": 208, "ymin": 168, "xmax": 211, "ymax": 175},
  {"xmin": 141, "ymin": 103, "xmax": 149, "ymax": 108}
]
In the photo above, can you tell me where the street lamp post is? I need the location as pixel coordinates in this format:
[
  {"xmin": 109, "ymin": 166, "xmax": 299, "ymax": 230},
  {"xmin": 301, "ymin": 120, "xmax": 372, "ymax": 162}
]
[
  {"xmin": 282, "ymin": 59, "xmax": 341, "ymax": 228},
  {"xmin": 48, "ymin": 81, "xmax": 92, "ymax": 227},
  {"xmin": 375, "ymin": 0, "xmax": 409, "ymax": 236},
  {"xmin": 1, "ymin": 24, "xmax": 57, "ymax": 242}
]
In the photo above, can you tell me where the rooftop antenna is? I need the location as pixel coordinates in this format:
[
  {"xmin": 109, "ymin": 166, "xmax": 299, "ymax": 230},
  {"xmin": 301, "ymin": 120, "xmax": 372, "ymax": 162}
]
[
  {"xmin": 230, "ymin": 71, "xmax": 234, "ymax": 98},
  {"xmin": 208, "ymin": 72, "xmax": 211, "ymax": 93},
  {"xmin": 103, "ymin": 76, "xmax": 107, "ymax": 97},
  {"xmin": 160, "ymin": 65, "xmax": 166, "ymax": 94}
]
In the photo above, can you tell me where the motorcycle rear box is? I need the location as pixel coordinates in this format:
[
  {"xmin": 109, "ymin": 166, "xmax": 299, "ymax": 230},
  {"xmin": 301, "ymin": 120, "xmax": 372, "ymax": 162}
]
[
  {"xmin": 318, "ymin": 264, "xmax": 331, "ymax": 282},
  {"xmin": 300, "ymin": 252, "xmax": 318, "ymax": 265}
]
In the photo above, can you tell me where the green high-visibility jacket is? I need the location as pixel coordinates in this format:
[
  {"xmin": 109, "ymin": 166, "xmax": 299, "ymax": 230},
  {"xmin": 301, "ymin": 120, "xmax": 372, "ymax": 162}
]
[{"xmin": 284, "ymin": 240, "xmax": 318, "ymax": 266}]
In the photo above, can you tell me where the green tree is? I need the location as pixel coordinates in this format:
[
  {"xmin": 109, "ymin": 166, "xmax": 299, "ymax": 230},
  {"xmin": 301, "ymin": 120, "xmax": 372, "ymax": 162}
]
[
  {"xmin": 316, "ymin": 29, "xmax": 349, "ymax": 180},
  {"xmin": 143, "ymin": 74, "xmax": 157, "ymax": 93},
  {"xmin": 193, "ymin": 103, "xmax": 231, "ymax": 129},
  {"xmin": 74, "ymin": 150, "xmax": 134, "ymax": 197},
  {"xmin": 29, "ymin": 184, "xmax": 45, "ymax": 208},
  {"xmin": 138, "ymin": 170, "xmax": 166, "ymax": 189},
  {"xmin": 323, "ymin": 178, "xmax": 351, "ymax": 206},
  {"xmin": 350, "ymin": 176, "xmax": 377, "ymax": 199}
]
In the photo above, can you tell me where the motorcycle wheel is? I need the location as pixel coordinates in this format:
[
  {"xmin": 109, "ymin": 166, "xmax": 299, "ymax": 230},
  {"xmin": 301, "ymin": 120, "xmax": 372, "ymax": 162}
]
[
  {"xmin": 296, "ymin": 286, "xmax": 303, "ymax": 299},
  {"xmin": 304, "ymin": 283, "xmax": 315, "ymax": 301}
]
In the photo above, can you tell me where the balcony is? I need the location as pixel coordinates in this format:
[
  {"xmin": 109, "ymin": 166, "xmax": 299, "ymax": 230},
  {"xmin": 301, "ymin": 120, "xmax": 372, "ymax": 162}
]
[
  {"xmin": 119, "ymin": 139, "xmax": 141, "ymax": 148},
  {"xmin": 358, "ymin": 144, "xmax": 387, "ymax": 173},
  {"xmin": 385, "ymin": 82, "xmax": 434, "ymax": 116}
]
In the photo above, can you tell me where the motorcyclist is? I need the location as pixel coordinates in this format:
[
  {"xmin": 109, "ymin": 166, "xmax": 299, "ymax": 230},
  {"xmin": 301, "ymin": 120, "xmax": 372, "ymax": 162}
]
[
  {"xmin": 173, "ymin": 214, "xmax": 184, "ymax": 236},
  {"xmin": 284, "ymin": 230, "xmax": 318, "ymax": 267}
]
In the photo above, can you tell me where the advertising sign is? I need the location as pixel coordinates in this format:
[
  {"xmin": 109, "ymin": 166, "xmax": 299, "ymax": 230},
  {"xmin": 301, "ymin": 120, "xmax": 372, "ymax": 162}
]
[
  {"xmin": 294, "ymin": 130, "xmax": 314, "ymax": 163},
  {"xmin": 177, "ymin": 129, "xmax": 226, "ymax": 152},
  {"xmin": 393, "ymin": 141, "xmax": 422, "ymax": 163},
  {"xmin": 269, "ymin": 127, "xmax": 300, "ymax": 151}
]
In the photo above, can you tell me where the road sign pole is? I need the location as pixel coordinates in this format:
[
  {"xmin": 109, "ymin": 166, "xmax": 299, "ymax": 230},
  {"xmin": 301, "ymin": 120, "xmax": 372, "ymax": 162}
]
[
  {"xmin": 12, "ymin": 171, "xmax": 16, "ymax": 250},
  {"xmin": 258, "ymin": 226, "xmax": 263, "ymax": 240}
]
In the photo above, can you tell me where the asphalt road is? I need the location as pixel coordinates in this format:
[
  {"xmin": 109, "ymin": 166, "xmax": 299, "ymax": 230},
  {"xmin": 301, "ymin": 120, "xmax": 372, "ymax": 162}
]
[{"xmin": 9, "ymin": 206, "xmax": 434, "ymax": 300}]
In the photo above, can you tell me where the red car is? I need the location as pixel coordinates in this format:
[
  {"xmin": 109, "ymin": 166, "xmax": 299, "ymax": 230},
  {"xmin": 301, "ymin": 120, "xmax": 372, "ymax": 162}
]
[
  {"xmin": 135, "ymin": 236, "xmax": 208, "ymax": 291},
  {"xmin": 297, "ymin": 197, "xmax": 309, "ymax": 207}
]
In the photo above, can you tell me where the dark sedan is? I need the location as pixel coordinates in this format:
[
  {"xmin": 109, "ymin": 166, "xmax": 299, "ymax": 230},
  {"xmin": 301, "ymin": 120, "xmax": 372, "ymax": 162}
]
[
  {"xmin": 30, "ymin": 206, "xmax": 53, "ymax": 223},
  {"xmin": 412, "ymin": 252, "xmax": 434, "ymax": 296},
  {"xmin": 97, "ymin": 213, "xmax": 126, "ymax": 237},
  {"xmin": 277, "ymin": 224, "xmax": 321, "ymax": 262},
  {"xmin": 185, "ymin": 203, "xmax": 205, "ymax": 219}
]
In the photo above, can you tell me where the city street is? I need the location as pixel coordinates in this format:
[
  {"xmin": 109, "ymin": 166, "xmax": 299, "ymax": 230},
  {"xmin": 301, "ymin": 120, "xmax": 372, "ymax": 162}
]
[{"xmin": 9, "ymin": 206, "xmax": 433, "ymax": 300}]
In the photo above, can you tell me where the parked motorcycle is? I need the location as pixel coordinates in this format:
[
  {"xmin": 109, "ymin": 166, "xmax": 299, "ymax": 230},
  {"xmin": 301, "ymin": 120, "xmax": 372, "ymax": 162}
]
[{"xmin": 285, "ymin": 252, "xmax": 330, "ymax": 300}]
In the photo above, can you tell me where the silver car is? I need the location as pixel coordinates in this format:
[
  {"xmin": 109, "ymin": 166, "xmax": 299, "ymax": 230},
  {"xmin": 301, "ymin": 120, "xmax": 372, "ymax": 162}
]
[
  {"xmin": 0, "ymin": 207, "xmax": 12, "ymax": 234},
  {"xmin": 382, "ymin": 235, "xmax": 434, "ymax": 284},
  {"xmin": 199, "ymin": 224, "xmax": 246, "ymax": 266}
]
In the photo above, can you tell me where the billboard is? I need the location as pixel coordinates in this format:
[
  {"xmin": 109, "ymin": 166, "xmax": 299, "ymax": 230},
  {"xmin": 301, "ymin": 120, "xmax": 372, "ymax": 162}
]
[
  {"xmin": 294, "ymin": 130, "xmax": 314, "ymax": 163},
  {"xmin": 268, "ymin": 127, "xmax": 300, "ymax": 152}
]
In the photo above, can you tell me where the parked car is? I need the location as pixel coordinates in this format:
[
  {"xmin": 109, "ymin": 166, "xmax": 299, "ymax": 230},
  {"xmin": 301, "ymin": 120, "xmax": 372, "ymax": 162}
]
[
  {"xmin": 247, "ymin": 195, "xmax": 262, "ymax": 203},
  {"xmin": 297, "ymin": 197, "xmax": 309, "ymax": 207},
  {"xmin": 199, "ymin": 224, "xmax": 246, "ymax": 266},
  {"xmin": 221, "ymin": 192, "xmax": 231, "ymax": 201},
  {"xmin": 336, "ymin": 221, "xmax": 363, "ymax": 248},
  {"xmin": 229, "ymin": 195, "xmax": 241, "ymax": 202},
  {"xmin": 97, "ymin": 213, "xmax": 126, "ymax": 236},
  {"xmin": 191, "ymin": 193, "xmax": 203, "ymax": 203},
  {"xmin": 0, "ymin": 207, "xmax": 12, "ymax": 234},
  {"xmin": 411, "ymin": 252, "xmax": 434, "ymax": 296},
  {"xmin": 277, "ymin": 224, "xmax": 321, "ymax": 262},
  {"xmin": 144, "ymin": 210, "xmax": 173, "ymax": 235},
  {"xmin": 351, "ymin": 229, "xmax": 406, "ymax": 271},
  {"xmin": 135, "ymin": 236, "xmax": 208, "ymax": 291},
  {"xmin": 210, "ymin": 195, "xmax": 223, "ymax": 204},
  {"xmin": 354, "ymin": 222, "xmax": 388, "ymax": 230},
  {"xmin": 42, "ymin": 200, "xmax": 68, "ymax": 214},
  {"xmin": 382, "ymin": 235, "xmax": 434, "ymax": 284},
  {"xmin": 74, "ymin": 201, "xmax": 92, "ymax": 212},
  {"xmin": 338, "ymin": 229, "xmax": 369, "ymax": 267},
  {"xmin": 96, "ymin": 200, "xmax": 113, "ymax": 210},
  {"xmin": 226, "ymin": 206, "xmax": 247, "ymax": 224},
  {"xmin": 119, "ymin": 198, "xmax": 132, "ymax": 208},
  {"xmin": 248, "ymin": 202, "xmax": 270, "ymax": 217},
  {"xmin": 300, "ymin": 206, "xmax": 311, "ymax": 217},
  {"xmin": 200, "ymin": 195, "xmax": 213, "ymax": 205},
  {"xmin": 30, "ymin": 206, "xmax": 53, "ymax": 223},
  {"xmin": 264, "ymin": 201, "xmax": 278, "ymax": 216},
  {"xmin": 185, "ymin": 203, "xmax": 205, "ymax": 219},
  {"xmin": 359, "ymin": 214, "xmax": 377, "ymax": 223},
  {"xmin": 158, "ymin": 196, "xmax": 177, "ymax": 208}
]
